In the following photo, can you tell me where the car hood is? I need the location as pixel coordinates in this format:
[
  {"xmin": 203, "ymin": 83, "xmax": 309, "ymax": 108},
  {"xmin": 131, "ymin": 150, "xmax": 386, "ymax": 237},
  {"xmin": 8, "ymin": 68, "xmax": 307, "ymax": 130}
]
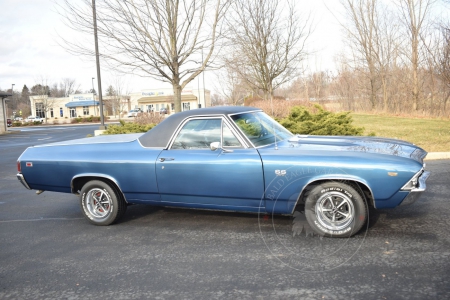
[{"xmin": 274, "ymin": 135, "xmax": 427, "ymax": 163}]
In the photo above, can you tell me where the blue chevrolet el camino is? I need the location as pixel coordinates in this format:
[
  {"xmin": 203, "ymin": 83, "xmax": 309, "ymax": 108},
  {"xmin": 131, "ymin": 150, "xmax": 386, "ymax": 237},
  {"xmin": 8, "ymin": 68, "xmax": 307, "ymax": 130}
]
[{"xmin": 17, "ymin": 106, "xmax": 430, "ymax": 237}]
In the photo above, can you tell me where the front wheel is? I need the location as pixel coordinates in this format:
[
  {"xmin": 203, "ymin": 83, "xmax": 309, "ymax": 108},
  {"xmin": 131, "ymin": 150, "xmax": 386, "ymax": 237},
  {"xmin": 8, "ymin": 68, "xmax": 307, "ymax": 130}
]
[
  {"xmin": 80, "ymin": 180, "xmax": 126, "ymax": 226},
  {"xmin": 303, "ymin": 182, "xmax": 367, "ymax": 238}
]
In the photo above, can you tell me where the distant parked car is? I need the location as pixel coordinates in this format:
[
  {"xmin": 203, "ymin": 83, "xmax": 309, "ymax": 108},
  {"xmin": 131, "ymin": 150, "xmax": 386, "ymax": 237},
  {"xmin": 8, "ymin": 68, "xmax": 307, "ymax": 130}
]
[
  {"xmin": 127, "ymin": 109, "xmax": 142, "ymax": 117},
  {"xmin": 7, "ymin": 118, "xmax": 12, "ymax": 127},
  {"xmin": 14, "ymin": 117, "xmax": 23, "ymax": 121},
  {"xmin": 26, "ymin": 116, "xmax": 44, "ymax": 123},
  {"xmin": 159, "ymin": 107, "xmax": 167, "ymax": 114}
]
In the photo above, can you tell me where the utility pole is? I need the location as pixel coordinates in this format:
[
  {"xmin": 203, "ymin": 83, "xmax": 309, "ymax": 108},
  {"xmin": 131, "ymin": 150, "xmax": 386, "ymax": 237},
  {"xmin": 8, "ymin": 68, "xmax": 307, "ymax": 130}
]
[{"xmin": 92, "ymin": 0, "xmax": 105, "ymax": 129}]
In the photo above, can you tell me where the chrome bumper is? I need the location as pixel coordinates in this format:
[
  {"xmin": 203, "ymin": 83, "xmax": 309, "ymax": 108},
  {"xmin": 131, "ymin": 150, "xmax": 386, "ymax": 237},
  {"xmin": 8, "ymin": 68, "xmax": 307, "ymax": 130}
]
[
  {"xmin": 17, "ymin": 173, "xmax": 31, "ymax": 190},
  {"xmin": 400, "ymin": 171, "xmax": 430, "ymax": 206}
]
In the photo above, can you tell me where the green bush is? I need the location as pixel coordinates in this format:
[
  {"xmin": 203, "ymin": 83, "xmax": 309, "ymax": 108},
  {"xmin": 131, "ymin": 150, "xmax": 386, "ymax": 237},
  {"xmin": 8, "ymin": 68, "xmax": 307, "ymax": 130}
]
[
  {"xmin": 12, "ymin": 122, "xmax": 22, "ymax": 127},
  {"xmin": 102, "ymin": 120, "xmax": 156, "ymax": 135},
  {"xmin": 279, "ymin": 104, "xmax": 365, "ymax": 136}
]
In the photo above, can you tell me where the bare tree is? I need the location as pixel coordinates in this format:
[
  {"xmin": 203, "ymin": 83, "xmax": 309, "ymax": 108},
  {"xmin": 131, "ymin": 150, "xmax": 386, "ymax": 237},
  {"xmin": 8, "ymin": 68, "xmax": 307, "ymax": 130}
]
[
  {"xmin": 375, "ymin": 8, "xmax": 401, "ymax": 112},
  {"xmin": 340, "ymin": 0, "xmax": 378, "ymax": 109},
  {"xmin": 105, "ymin": 75, "xmax": 130, "ymax": 119},
  {"xmin": 60, "ymin": 78, "xmax": 81, "ymax": 97},
  {"xmin": 213, "ymin": 65, "xmax": 252, "ymax": 105},
  {"xmin": 59, "ymin": 0, "xmax": 230, "ymax": 112},
  {"xmin": 397, "ymin": 0, "xmax": 436, "ymax": 110},
  {"xmin": 224, "ymin": 0, "xmax": 311, "ymax": 101},
  {"xmin": 32, "ymin": 78, "xmax": 54, "ymax": 123},
  {"xmin": 426, "ymin": 22, "xmax": 450, "ymax": 113}
]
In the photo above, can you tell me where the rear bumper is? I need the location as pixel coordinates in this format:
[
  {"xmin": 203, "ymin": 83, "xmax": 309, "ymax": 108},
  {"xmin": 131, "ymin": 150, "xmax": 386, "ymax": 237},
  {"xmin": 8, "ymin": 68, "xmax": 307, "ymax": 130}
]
[
  {"xmin": 17, "ymin": 173, "xmax": 31, "ymax": 190},
  {"xmin": 400, "ymin": 171, "xmax": 430, "ymax": 206}
]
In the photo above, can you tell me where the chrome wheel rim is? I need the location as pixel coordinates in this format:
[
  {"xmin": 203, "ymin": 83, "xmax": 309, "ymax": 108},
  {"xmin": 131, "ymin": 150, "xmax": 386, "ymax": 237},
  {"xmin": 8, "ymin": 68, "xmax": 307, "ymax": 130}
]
[
  {"xmin": 85, "ymin": 188, "xmax": 113, "ymax": 220},
  {"xmin": 315, "ymin": 192, "xmax": 355, "ymax": 231}
]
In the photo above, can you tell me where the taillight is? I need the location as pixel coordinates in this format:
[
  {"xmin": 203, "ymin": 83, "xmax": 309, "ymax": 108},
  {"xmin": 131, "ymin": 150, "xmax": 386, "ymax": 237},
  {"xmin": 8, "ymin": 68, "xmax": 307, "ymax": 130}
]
[{"xmin": 17, "ymin": 161, "xmax": 21, "ymax": 173}]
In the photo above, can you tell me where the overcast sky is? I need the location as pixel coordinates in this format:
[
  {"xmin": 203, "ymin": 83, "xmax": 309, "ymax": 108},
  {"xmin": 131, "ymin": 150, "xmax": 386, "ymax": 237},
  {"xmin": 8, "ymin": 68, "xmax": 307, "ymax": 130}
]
[{"xmin": 0, "ymin": 0, "xmax": 342, "ymax": 95}]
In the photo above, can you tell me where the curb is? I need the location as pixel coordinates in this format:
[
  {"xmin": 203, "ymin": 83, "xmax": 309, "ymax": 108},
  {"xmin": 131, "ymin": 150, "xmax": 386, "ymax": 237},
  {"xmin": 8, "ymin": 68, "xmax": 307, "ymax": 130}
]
[{"xmin": 424, "ymin": 152, "xmax": 450, "ymax": 160}]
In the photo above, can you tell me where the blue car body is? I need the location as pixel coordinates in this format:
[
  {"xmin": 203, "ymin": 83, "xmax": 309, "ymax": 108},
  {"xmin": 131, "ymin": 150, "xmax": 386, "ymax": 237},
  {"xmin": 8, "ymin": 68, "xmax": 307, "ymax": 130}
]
[{"xmin": 17, "ymin": 106, "xmax": 429, "ymax": 234}]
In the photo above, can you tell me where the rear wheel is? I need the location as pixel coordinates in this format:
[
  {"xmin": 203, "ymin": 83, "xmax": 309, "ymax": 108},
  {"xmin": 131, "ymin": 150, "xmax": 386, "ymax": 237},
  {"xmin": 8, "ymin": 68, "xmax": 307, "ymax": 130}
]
[
  {"xmin": 80, "ymin": 180, "xmax": 126, "ymax": 226},
  {"xmin": 303, "ymin": 182, "xmax": 367, "ymax": 238}
]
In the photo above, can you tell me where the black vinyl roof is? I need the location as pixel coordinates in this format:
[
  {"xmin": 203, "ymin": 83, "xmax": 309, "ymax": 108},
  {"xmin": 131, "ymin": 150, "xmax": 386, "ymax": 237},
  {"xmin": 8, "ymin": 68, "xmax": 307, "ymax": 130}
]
[{"xmin": 138, "ymin": 106, "xmax": 260, "ymax": 148}]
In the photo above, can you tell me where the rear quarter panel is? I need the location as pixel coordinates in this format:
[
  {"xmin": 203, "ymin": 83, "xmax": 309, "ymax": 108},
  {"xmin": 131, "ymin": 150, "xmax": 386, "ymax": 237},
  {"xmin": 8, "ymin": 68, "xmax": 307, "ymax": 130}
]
[{"xmin": 19, "ymin": 140, "xmax": 162, "ymax": 202}]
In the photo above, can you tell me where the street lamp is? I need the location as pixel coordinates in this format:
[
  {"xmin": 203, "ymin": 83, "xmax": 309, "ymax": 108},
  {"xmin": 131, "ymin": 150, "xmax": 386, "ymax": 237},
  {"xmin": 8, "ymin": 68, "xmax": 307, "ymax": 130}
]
[
  {"xmin": 11, "ymin": 84, "xmax": 15, "ymax": 118},
  {"xmin": 92, "ymin": 77, "xmax": 96, "ymax": 116}
]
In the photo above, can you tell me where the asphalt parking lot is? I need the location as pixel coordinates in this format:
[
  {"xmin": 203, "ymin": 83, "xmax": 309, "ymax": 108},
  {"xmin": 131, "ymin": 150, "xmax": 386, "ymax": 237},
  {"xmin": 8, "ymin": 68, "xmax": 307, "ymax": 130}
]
[{"xmin": 0, "ymin": 126, "xmax": 449, "ymax": 299}]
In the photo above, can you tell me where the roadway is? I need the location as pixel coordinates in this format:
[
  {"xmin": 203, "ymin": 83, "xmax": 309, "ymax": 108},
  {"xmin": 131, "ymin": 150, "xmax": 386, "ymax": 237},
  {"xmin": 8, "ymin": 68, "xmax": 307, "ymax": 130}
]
[{"xmin": 0, "ymin": 125, "xmax": 449, "ymax": 299}]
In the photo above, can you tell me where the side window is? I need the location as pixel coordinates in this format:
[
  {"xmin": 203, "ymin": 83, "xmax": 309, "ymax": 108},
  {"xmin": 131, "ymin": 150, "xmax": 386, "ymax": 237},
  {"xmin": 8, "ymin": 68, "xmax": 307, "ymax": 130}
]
[
  {"xmin": 172, "ymin": 119, "xmax": 221, "ymax": 149},
  {"xmin": 222, "ymin": 123, "xmax": 242, "ymax": 147}
]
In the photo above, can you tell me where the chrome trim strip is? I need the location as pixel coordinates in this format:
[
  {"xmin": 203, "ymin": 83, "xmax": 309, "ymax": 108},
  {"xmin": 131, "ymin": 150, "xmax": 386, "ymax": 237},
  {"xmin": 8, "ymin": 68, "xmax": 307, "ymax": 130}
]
[
  {"xmin": 411, "ymin": 170, "xmax": 430, "ymax": 193},
  {"xmin": 166, "ymin": 114, "xmax": 225, "ymax": 150},
  {"xmin": 166, "ymin": 116, "xmax": 250, "ymax": 150},
  {"xmin": 222, "ymin": 117, "xmax": 250, "ymax": 148},
  {"xmin": 400, "ymin": 171, "xmax": 430, "ymax": 206},
  {"xmin": 401, "ymin": 168, "xmax": 424, "ymax": 191},
  {"xmin": 135, "ymin": 137, "xmax": 165, "ymax": 150},
  {"xmin": 227, "ymin": 109, "xmax": 263, "ymax": 117},
  {"xmin": 71, "ymin": 173, "xmax": 128, "ymax": 203},
  {"xmin": 226, "ymin": 110, "xmax": 293, "ymax": 149},
  {"xmin": 17, "ymin": 173, "xmax": 31, "ymax": 190}
]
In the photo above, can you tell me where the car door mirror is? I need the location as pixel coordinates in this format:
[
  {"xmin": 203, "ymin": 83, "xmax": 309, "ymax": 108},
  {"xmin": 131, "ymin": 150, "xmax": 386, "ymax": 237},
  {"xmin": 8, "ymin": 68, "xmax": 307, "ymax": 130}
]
[{"xmin": 210, "ymin": 142, "xmax": 221, "ymax": 151}]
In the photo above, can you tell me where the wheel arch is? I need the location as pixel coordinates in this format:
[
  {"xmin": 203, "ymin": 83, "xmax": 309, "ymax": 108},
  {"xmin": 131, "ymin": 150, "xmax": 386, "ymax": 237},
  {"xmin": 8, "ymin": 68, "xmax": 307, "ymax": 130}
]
[
  {"xmin": 291, "ymin": 177, "xmax": 375, "ymax": 214},
  {"xmin": 71, "ymin": 174, "xmax": 128, "ymax": 203}
]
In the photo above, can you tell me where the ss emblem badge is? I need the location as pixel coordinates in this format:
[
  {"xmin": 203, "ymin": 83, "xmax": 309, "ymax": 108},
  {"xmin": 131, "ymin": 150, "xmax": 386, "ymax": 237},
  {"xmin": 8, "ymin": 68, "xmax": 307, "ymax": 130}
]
[{"xmin": 275, "ymin": 170, "xmax": 286, "ymax": 176}]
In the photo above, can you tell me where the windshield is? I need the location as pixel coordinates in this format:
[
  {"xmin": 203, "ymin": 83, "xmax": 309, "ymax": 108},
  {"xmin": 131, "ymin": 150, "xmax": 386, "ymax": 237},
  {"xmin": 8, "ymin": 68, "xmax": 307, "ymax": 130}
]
[{"xmin": 231, "ymin": 111, "xmax": 293, "ymax": 147}]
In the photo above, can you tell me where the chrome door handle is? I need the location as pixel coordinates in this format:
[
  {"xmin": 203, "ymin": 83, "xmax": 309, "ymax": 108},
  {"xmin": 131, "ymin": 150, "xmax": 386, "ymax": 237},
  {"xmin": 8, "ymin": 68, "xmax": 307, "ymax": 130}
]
[{"xmin": 159, "ymin": 158, "xmax": 174, "ymax": 162}]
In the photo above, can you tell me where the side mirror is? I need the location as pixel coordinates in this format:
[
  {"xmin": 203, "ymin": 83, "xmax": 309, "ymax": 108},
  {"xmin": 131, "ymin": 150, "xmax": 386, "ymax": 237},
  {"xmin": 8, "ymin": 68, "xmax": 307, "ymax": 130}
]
[{"xmin": 210, "ymin": 142, "xmax": 221, "ymax": 151}]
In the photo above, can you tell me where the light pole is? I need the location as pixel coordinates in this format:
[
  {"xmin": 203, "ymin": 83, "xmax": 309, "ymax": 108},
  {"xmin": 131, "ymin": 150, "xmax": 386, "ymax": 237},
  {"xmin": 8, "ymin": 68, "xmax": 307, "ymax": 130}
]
[
  {"xmin": 92, "ymin": 0, "xmax": 105, "ymax": 129},
  {"xmin": 11, "ymin": 84, "xmax": 15, "ymax": 118},
  {"xmin": 92, "ymin": 77, "xmax": 96, "ymax": 116}
]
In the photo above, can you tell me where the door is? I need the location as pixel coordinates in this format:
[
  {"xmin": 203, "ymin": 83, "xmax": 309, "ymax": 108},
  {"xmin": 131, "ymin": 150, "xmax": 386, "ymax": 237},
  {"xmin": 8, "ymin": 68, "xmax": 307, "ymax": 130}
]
[{"xmin": 155, "ymin": 117, "xmax": 264, "ymax": 212}]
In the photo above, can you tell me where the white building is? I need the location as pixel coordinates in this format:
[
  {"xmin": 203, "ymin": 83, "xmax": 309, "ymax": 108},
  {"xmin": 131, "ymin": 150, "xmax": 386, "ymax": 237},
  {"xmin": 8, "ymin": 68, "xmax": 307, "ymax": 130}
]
[
  {"xmin": 29, "ymin": 93, "xmax": 130, "ymax": 122},
  {"xmin": 1, "ymin": 92, "xmax": 12, "ymax": 133},
  {"xmin": 129, "ymin": 88, "xmax": 211, "ymax": 113},
  {"xmin": 27, "ymin": 88, "xmax": 210, "ymax": 123}
]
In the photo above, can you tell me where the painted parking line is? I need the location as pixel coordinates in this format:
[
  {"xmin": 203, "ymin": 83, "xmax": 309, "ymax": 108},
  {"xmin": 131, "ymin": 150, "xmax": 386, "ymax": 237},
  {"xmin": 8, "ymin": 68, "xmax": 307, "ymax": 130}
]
[{"xmin": 12, "ymin": 128, "xmax": 71, "ymax": 132}]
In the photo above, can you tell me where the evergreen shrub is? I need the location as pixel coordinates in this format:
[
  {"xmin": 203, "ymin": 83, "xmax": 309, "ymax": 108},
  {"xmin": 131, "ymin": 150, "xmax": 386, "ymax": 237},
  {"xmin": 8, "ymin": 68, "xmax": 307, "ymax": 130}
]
[
  {"xmin": 279, "ymin": 104, "xmax": 365, "ymax": 136},
  {"xmin": 102, "ymin": 120, "xmax": 156, "ymax": 135}
]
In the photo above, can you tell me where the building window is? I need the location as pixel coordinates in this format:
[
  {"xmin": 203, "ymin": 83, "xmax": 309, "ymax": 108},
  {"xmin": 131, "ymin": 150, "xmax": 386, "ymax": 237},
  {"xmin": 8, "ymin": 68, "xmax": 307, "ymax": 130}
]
[
  {"xmin": 50, "ymin": 108, "xmax": 54, "ymax": 118},
  {"xmin": 83, "ymin": 106, "xmax": 89, "ymax": 116},
  {"xmin": 70, "ymin": 108, "xmax": 77, "ymax": 118},
  {"xmin": 171, "ymin": 103, "xmax": 175, "ymax": 111},
  {"xmin": 182, "ymin": 102, "xmax": 190, "ymax": 111},
  {"xmin": 36, "ymin": 103, "xmax": 45, "ymax": 118},
  {"xmin": 146, "ymin": 104, "xmax": 154, "ymax": 112},
  {"xmin": 60, "ymin": 108, "xmax": 63, "ymax": 117}
]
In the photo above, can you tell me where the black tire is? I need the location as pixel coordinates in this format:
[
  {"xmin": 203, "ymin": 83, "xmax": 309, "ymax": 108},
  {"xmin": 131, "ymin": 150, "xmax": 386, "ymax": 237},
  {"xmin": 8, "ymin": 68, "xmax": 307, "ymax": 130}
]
[
  {"xmin": 303, "ymin": 182, "xmax": 367, "ymax": 238},
  {"xmin": 80, "ymin": 180, "xmax": 127, "ymax": 226}
]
